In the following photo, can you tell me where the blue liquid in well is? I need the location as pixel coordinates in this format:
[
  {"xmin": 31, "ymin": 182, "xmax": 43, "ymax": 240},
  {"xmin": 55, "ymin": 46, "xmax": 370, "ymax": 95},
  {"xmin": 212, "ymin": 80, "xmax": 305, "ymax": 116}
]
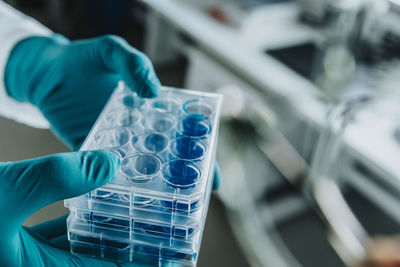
[
  {"xmin": 175, "ymin": 137, "xmax": 205, "ymax": 160},
  {"xmin": 165, "ymin": 160, "xmax": 199, "ymax": 188},
  {"xmin": 182, "ymin": 115, "xmax": 210, "ymax": 137}
]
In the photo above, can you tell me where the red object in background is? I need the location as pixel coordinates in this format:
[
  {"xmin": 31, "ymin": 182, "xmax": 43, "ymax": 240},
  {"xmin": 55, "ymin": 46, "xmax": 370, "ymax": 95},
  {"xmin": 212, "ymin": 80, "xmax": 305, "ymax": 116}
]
[{"xmin": 207, "ymin": 6, "xmax": 229, "ymax": 24}]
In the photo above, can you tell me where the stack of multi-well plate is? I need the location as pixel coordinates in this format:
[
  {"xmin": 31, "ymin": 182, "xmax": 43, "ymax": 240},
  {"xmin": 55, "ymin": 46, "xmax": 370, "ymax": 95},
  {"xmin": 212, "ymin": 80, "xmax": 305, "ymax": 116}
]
[{"xmin": 64, "ymin": 82, "xmax": 222, "ymax": 266}]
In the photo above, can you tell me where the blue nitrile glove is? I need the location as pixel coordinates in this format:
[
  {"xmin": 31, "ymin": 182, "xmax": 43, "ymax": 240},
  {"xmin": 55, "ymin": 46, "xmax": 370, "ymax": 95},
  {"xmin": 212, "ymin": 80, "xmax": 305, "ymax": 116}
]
[
  {"xmin": 213, "ymin": 163, "xmax": 221, "ymax": 190},
  {"xmin": 0, "ymin": 150, "xmax": 135, "ymax": 266},
  {"xmin": 5, "ymin": 34, "xmax": 161, "ymax": 150}
]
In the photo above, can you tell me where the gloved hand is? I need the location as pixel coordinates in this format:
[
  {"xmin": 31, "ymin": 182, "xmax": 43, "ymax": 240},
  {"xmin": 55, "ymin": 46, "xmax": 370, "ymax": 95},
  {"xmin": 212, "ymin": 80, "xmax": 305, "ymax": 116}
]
[
  {"xmin": 5, "ymin": 34, "xmax": 161, "ymax": 150},
  {"xmin": 4, "ymin": 34, "xmax": 221, "ymax": 188},
  {"xmin": 0, "ymin": 150, "xmax": 131, "ymax": 266}
]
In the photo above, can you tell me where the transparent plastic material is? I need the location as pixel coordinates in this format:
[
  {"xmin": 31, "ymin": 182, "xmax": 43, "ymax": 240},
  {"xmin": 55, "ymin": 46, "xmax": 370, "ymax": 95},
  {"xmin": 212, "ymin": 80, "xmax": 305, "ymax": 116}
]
[{"xmin": 64, "ymin": 82, "xmax": 222, "ymax": 266}]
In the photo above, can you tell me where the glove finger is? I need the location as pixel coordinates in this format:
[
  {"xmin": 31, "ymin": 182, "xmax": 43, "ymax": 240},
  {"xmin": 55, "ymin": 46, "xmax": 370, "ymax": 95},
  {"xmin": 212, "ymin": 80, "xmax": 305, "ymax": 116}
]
[
  {"xmin": 0, "ymin": 150, "xmax": 120, "ymax": 227},
  {"xmin": 212, "ymin": 162, "xmax": 222, "ymax": 190},
  {"xmin": 30, "ymin": 214, "xmax": 69, "ymax": 240},
  {"xmin": 94, "ymin": 35, "xmax": 161, "ymax": 98}
]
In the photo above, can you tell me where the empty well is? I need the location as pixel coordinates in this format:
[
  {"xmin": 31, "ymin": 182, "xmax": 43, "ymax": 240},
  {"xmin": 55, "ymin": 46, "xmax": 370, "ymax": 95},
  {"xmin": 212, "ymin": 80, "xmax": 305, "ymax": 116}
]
[
  {"xmin": 179, "ymin": 115, "xmax": 211, "ymax": 138},
  {"xmin": 142, "ymin": 111, "xmax": 176, "ymax": 133},
  {"xmin": 94, "ymin": 128, "xmax": 130, "ymax": 148},
  {"xmin": 122, "ymin": 154, "xmax": 161, "ymax": 182},
  {"xmin": 151, "ymin": 98, "xmax": 181, "ymax": 113},
  {"xmin": 105, "ymin": 109, "xmax": 141, "ymax": 127}
]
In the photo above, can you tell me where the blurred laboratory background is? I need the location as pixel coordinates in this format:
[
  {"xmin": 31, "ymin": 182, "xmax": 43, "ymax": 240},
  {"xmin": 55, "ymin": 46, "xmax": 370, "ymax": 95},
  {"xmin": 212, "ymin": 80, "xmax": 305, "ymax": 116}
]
[{"xmin": 2, "ymin": 0, "xmax": 400, "ymax": 266}]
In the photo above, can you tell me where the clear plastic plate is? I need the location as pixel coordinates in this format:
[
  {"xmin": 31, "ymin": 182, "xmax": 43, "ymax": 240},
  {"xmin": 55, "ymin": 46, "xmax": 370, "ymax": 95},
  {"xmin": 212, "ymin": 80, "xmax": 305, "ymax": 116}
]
[{"xmin": 64, "ymin": 82, "xmax": 222, "ymax": 266}]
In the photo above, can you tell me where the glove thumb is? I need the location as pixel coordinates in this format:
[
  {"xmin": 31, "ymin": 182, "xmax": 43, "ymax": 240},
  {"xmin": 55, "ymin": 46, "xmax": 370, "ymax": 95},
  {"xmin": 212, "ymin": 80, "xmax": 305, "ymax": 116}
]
[{"xmin": 0, "ymin": 150, "xmax": 120, "ymax": 230}]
